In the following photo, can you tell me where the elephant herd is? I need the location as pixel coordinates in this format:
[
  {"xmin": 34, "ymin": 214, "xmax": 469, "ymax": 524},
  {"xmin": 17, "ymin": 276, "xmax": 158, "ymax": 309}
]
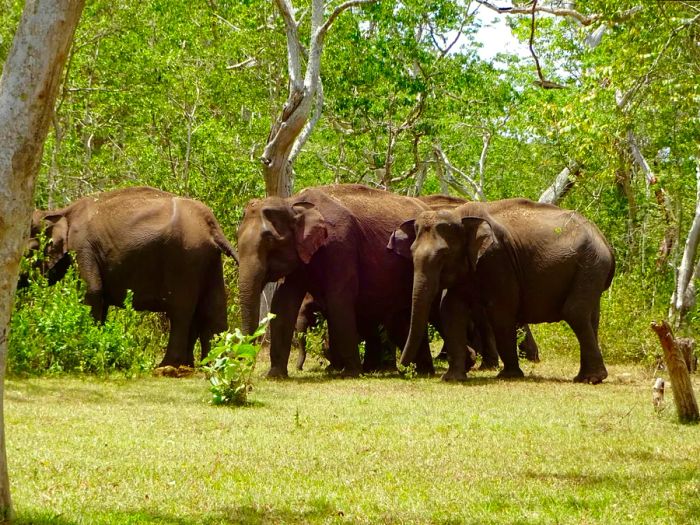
[{"xmin": 27, "ymin": 183, "xmax": 615, "ymax": 384}]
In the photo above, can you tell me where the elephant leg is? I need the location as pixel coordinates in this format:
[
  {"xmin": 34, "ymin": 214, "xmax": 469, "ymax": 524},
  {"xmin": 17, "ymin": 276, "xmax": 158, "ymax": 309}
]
[
  {"xmin": 385, "ymin": 314, "xmax": 434, "ymax": 375},
  {"xmin": 76, "ymin": 253, "xmax": 107, "ymax": 323},
  {"xmin": 476, "ymin": 320, "xmax": 500, "ymax": 370},
  {"xmin": 295, "ymin": 332, "xmax": 307, "ymax": 371},
  {"xmin": 160, "ymin": 310, "xmax": 196, "ymax": 368},
  {"xmin": 197, "ymin": 263, "xmax": 228, "ymax": 364},
  {"xmin": 569, "ymin": 302, "xmax": 608, "ymax": 384},
  {"xmin": 325, "ymin": 294, "xmax": 361, "ymax": 377},
  {"xmin": 439, "ymin": 291, "xmax": 473, "ymax": 382},
  {"xmin": 491, "ymin": 314, "xmax": 523, "ymax": 379},
  {"xmin": 361, "ymin": 326, "xmax": 383, "ymax": 373},
  {"xmin": 518, "ymin": 324, "xmax": 540, "ymax": 362},
  {"xmin": 267, "ymin": 276, "xmax": 307, "ymax": 378}
]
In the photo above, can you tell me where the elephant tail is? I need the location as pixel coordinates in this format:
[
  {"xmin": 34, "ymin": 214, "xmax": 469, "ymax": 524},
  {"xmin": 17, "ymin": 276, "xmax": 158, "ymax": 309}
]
[
  {"xmin": 210, "ymin": 220, "xmax": 239, "ymax": 264},
  {"xmin": 604, "ymin": 250, "xmax": 616, "ymax": 291}
]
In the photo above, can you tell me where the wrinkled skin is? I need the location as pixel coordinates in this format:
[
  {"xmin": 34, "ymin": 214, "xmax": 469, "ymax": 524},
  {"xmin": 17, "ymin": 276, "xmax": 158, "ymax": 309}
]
[
  {"xmin": 391, "ymin": 198, "xmax": 614, "ymax": 383},
  {"xmin": 237, "ymin": 184, "xmax": 434, "ymax": 378},
  {"xmin": 417, "ymin": 195, "xmax": 540, "ymax": 368},
  {"xmin": 29, "ymin": 186, "xmax": 238, "ymax": 368}
]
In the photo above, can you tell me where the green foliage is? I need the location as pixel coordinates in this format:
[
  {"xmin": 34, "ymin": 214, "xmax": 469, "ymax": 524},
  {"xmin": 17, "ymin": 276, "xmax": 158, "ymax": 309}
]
[
  {"xmin": 9, "ymin": 266, "xmax": 165, "ymax": 377},
  {"xmin": 201, "ymin": 313, "xmax": 274, "ymax": 406}
]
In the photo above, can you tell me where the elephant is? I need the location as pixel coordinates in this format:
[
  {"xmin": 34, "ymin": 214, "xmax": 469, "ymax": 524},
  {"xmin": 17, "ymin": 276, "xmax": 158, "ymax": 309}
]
[
  {"xmin": 29, "ymin": 186, "xmax": 238, "ymax": 368},
  {"xmin": 389, "ymin": 198, "xmax": 614, "ymax": 383},
  {"xmin": 237, "ymin": 184, "xmax": 434, "ymax": 378},
  {"xmin": 293, "ymin": 293, "xmax": 397, "ymax": 372},
  {"xmin": 293, "ymin": 293, "xmax": 334, "ymax": 371},
  {"xmin": 417, "ymin": 194, "xmax": 540, "ymax": 366}
]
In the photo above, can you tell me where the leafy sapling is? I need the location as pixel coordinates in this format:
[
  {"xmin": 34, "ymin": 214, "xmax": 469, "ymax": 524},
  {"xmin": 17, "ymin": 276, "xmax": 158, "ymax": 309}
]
[{"xmin": 201, "ymin": 314, "xmax": 275, "ymax": 406}]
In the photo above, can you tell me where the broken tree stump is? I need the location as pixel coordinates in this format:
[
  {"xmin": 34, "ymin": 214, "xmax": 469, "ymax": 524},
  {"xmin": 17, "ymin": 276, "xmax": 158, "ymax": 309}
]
[
  {"xmin": 676, "ymin": 337, "xmax": 697, "ymax": 373},
  {"xmin": 651, "ymin": 321, "xmax": 699, "ymax": 423}
]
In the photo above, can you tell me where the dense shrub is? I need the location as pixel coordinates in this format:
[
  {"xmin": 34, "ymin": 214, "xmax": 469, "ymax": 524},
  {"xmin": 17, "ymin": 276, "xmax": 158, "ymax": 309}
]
[{"xmin": 8, "ymin": 266, "xmax": 166, "ymax": 377}]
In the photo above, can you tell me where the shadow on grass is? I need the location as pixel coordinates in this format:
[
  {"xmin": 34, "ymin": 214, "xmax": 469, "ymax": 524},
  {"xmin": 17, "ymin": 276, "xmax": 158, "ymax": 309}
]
[{"xmin": 15, "ymin": 500, "xmax": 345, "ymax": 525}]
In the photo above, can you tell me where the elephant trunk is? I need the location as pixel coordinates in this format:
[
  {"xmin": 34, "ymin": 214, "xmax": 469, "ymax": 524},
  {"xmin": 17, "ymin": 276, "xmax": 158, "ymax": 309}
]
[
  {"xmin": 400, "ymin": 264, "xmax": 440, "ymax": 367},
  {"xmin": 239, "ymin": 263, "xmax": 266, "ymax": 336}
]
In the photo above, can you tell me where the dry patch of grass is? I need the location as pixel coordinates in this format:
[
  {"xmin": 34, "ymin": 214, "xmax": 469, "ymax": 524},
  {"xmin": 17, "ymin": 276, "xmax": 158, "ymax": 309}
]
[{"xmin": 6, "ymin": 358, "xmax": 700, "ymax": 524}]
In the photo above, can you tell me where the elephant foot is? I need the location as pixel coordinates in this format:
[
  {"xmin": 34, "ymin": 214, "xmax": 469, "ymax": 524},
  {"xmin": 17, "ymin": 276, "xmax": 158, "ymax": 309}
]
[
  {"xmin": 266, "ymin": 366, "xmax": 289, "ymax": 379},
  {"xmin": 441, "ymin": 369, "xmax": 468, "ymax": 382},
  {"xmin": 574, "ymin": 368, "xmax": 608, "ymax": 384},
  {"xmin": 415, "ymin": 363, "xmax": 435, "ymax": 376},
  {"xmin": 478, "ymin": 360, "xmax": 499, "ymax": 371},
  {"xmin": 497, "ymin": 367, "xmax": 524, "ymax": 379},
  {"xmin": 153, "ymin": 365, "xmax": 195, "ymax": 378},
  {"xmin": 341, "ymin": 367, "xmax": 362, "ymax": 378},
  {"xmin": 324, "ymin": 363, "xmax": 343, "ymax": 374}
]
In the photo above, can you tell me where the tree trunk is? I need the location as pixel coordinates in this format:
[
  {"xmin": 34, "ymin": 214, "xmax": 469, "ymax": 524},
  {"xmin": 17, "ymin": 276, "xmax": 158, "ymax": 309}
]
[
  {"xmin": 651, "ymin": 321, "xmax": 699, "ymax": 424},
  {"xmin": 0, "ymin": 0, "xmax": 85, "ymax": 517}
]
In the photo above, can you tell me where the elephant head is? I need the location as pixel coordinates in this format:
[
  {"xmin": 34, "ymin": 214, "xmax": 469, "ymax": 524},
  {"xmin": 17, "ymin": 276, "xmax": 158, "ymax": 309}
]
[
  {"xmin": 388, "ymin": 209, "xmax": 495, "ymax": 366},
  {"xmin": 26, "ymin": 210, "xmax": 73, "ymax": 285},
  {"xmin": 237, "ymin": 197, "xmax": 328, "ymax": 335}
]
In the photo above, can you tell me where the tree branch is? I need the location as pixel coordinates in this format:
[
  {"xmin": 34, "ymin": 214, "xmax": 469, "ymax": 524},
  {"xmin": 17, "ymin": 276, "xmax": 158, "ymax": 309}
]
[
  {"xmin": 274, "ymin": 0, "xmax": 304, "ymax": 89},
  {"xmin": 671, "ymin": 160, "xmax": 700, "ymax": 323},
  {"xmin": 538, "ymin": 163, "xmax": 580, "ymax": 205},
  {"xmin": 475, "ymin": 0, "xmax": 601, "ymax": 26}
]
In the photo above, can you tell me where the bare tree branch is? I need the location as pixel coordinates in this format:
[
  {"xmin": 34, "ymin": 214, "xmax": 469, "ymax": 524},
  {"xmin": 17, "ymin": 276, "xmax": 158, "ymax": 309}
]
[
  {"xmin": 290, "ymin": 79, "xmax": 323, "ymax": 164},
  {"xmin": 671, "ymin": 160, "xmax": 700, "ymax": 323},
  {"xmin": 274, "ymin": 0, "xmax": 304, "ymax": 89},
  {"xmin": 319, "ymin": 0, "xmax": 375, "ymax": 38},
  {"xmin": 538, "ymin": 163, "xmax": 580, "ymax": 205},
  {"xmin": 475, "ymin": 0, "xmax": 601, "ymax": 26},
  {"xmin": 434, "ymin": 143, "xmax": 483, "ymax": 200}
]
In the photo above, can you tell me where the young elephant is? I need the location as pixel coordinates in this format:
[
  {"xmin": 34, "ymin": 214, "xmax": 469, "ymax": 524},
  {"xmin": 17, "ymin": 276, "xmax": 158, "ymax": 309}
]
[
  {"xmin": 30, "ymin": 186, "xmax": 238, "ymax": 368},
  {"xmin": 294, "ymin": 293, "xmax": 397, "ymax": 373},
  {"xmin": 237, "ymin": 184, "xmax": 434, "ymax": 378},
  {"xmin": 390, "ymin": 198, "xmax": 614, "ymax": 383}
]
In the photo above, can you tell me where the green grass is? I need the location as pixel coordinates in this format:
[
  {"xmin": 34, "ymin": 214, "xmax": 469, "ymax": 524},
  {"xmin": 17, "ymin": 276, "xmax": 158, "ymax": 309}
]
[{"xmin": 6, "ymin": 357, "xmax": 700, "ymax": 524}]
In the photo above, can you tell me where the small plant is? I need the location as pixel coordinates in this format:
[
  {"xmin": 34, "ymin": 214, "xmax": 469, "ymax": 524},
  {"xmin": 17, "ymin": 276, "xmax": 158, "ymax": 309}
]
[
  {"xmin": 398, "ymin": 362, "xmax": 417, "ymax": 379},
  {"xmin": 201, "ymin": 314, "xmax": 274, "ymax": 406}
]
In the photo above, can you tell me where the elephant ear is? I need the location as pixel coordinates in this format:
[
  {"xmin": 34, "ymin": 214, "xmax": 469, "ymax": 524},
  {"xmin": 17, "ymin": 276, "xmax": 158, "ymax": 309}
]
[
  {"xmin": 45, "ymin": 214, "xmax": 70, "ymax": 270},
  {"xmin": 293, "ymin": 202, "xmax": 328, "ymax": 264},
  {"xmin": 261, "ymin": 206, "xmax": 292, "ymax": 240},
  {"xmin": 461, "ymin": 216, "xmax": 495, "ymax": 271},
  {"xmin": 387, "ymin": 219, "xmax": 416, "ymax": 259}
]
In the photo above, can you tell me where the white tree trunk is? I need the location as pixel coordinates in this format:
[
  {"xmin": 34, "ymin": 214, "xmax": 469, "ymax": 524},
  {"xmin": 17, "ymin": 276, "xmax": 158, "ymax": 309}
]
[
  {"xmin": 538, "ymin": 164, "xmax": 580, "ymax": 205},
  {"xmin": 0, "ymin": 0, "xmax": 85, "ymax": 517},
  {"xmin": 262, "ymin": 0, "xmax": 374, "ymax": 198},
  {"xmin": 670, "ymin": 161, "xmax": 700, "ymax": 324}
]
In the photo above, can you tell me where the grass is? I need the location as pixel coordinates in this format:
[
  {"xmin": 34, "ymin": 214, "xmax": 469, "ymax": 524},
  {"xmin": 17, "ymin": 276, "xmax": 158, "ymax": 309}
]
[{"xmin": 5, "ymin": 355, "xmax": 700, "ymax": 524}]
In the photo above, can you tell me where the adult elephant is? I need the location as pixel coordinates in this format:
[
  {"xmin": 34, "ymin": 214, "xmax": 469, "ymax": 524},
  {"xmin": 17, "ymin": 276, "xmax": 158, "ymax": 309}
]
[
  {"xmin": 30, "ymin": 186, "xmax": 238, "ymax": 368},
  {"xmin": 416, "ymin": 194, "xmax": 540, "ymax": 366},
  {"xmin": 237, "ymin": 184, "xmax": 434, "ymax": 378},
  {"xmin": 390, "ymin": 198, "xmax": 614, "ymax": 383}
]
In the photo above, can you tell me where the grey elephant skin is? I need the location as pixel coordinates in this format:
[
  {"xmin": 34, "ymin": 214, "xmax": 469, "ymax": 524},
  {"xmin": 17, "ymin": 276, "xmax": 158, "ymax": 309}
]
[
  {"xmin": 29, "ymin": 186, "xmax": 238, "ymax": 368},
  {"xmin": 416, "ymin": 194, "xmax": 540, "ymax": 367},
  {"xmin": 390, "ymin": 198, "xmax": 614, "ymax": 383},
  {"xmin": 237, "ymin": 184, "xmax": 434, "ymax": 378}
]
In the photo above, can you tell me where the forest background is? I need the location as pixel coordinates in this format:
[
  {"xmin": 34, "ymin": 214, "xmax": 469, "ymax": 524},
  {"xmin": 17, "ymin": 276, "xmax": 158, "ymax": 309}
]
[{"xmin": 1, "ymin": 0, "xmax": 698, "ymax": 373}]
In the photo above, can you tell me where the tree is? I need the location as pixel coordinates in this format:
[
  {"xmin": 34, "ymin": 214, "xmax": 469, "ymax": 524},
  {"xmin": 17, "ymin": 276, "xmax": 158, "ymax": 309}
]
[
  {"xmin": 0, "ymin": 0, "xmax": 85, "ymax": 517},
  {"xmin": 262, "ymin": 0, "xmax": 374, "ymax": 198}
]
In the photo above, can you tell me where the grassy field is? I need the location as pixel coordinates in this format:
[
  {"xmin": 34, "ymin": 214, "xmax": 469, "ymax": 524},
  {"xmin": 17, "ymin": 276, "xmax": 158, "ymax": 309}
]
[{"xmin": 5, "ymin": 356, "xmax": 700, "ymax": 524}]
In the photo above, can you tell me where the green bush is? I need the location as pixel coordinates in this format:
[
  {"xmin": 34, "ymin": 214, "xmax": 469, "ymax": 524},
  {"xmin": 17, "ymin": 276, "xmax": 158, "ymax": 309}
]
[
  {"xmin": 9, "ymin": 265, "xmax": 166, "ymax": 376},
  {"xmin": 201, "ymin": 314, "xmax": 274, "ymax": 406}
]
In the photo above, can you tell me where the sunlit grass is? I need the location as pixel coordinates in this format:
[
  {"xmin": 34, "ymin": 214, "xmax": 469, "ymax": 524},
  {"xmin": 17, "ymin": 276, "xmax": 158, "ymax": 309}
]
[{"xmin": 6, "ymin": 355, "xmax": 699, "ymax": 524}]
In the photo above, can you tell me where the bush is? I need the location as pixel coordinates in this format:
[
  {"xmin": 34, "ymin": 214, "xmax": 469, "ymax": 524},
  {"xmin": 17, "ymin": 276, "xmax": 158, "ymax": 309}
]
[
  {"xmin": 201, "ymin": 314, "xmax": 274, "ymax": 406},
  {"xmin": 9, "ymin": 265, "xmax": 166, "ymax": 376}
]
